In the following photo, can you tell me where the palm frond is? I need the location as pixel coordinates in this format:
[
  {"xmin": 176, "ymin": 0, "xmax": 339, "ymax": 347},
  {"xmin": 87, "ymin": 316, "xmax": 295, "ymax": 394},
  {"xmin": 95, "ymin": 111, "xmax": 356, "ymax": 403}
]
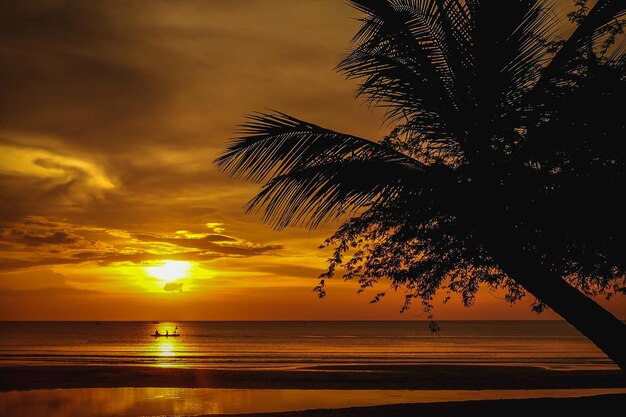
[
  {"xmin": 247, "ymin": 156, "xmax": 426, "ymax": 230},
  {"xmin": 215, "ymin": 111, "xmax": 429, "ymax": 229},
  {"xmin": 341, "ymin": 0, "xmax": 463, "ymax": 137},
  {"xmin": 214, "ymin": 111, "xmax": 423, "ymax": 184}
]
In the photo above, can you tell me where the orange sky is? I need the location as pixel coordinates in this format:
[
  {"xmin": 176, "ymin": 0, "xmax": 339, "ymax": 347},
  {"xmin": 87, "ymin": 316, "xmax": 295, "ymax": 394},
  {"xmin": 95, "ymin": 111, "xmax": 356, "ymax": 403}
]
[{"xmin": 0, "ymin": 0, "xmax": 624, "ymax": 321}]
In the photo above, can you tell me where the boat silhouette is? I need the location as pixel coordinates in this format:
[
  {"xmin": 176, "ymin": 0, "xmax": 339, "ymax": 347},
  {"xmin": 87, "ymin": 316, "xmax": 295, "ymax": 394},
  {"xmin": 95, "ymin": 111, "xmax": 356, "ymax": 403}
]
[{"xmin": 151, "ymin": 327, "xmax": 180, "ymax": 337}]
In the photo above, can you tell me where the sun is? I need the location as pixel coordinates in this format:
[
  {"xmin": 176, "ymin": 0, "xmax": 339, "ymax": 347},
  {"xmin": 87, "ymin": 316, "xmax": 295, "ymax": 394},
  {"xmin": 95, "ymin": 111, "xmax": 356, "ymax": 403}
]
[{"xmin": 146, "ymin": 260, "xmax": 191, "ymax": 283}]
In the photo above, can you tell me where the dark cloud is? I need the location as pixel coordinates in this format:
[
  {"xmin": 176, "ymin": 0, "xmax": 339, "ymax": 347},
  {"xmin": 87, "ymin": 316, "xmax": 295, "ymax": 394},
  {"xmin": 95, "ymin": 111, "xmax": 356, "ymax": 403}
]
[
  {"xmin": 133, "ymin": 233, "xmax": 236, "ymax": 244},
  {"xmin": 209, "ymin": 243, "xmax": 284, "ymax": 256},
  {"xmin": 163, "ymin": 282, "xmax": 183, "ymax": 292},
  {"xmin": 131, "ymin": 232, "xmax": 282, "ymax": 255},
  {"xmin": 0, "ymin": 218, "xmax": 99, "ymax": 260},
  {"xmin": 12, "ymin": 230, "xmax": 77, "ymax": 246},
  {"xmin": 1, "ymin": 252, "xmax": 214, "ymax": 271}
]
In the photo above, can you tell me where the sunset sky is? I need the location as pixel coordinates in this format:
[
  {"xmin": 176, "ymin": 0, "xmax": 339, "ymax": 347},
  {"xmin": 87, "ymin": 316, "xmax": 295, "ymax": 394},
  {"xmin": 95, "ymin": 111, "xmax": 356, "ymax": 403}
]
[{"xmin": 1, "ymin": 0, "xmax": 624, "ymax": 321}]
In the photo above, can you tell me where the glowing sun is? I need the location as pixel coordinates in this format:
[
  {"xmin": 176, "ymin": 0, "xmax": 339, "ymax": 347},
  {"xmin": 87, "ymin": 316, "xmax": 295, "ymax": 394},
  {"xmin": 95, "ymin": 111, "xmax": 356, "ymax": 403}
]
[{"xmin": 146, "ymin": 261, "xmax": 191, "ymax": 283}]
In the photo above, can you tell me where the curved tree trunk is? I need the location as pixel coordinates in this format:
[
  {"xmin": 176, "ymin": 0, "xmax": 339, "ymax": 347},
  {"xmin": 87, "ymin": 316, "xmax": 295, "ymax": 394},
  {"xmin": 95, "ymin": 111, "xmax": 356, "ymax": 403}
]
[{"xmin": 485, "ymin": 238, "xmax": 626, "ymax": 373}]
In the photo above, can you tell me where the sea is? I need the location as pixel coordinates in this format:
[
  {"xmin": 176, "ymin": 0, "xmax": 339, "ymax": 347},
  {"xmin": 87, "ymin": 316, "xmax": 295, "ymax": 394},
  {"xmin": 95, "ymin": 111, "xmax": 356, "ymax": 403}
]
[{"xmin": 0, "ymin": 320, "xmax": 615, "ymax": 370}]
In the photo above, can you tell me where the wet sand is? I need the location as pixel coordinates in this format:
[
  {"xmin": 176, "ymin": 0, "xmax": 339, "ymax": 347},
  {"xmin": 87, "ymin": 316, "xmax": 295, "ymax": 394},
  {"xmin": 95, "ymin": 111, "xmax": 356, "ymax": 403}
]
[
  {"xmin": 198, "ymin": 394, "xmax": 626, "ymax": 417},
  {"xmin": 1, "ymin": 365, "xmax": 624, "ymax": 416},
  {"xmin": 1, "ymin": 364, "xmax": 624, "ymax": 391}
]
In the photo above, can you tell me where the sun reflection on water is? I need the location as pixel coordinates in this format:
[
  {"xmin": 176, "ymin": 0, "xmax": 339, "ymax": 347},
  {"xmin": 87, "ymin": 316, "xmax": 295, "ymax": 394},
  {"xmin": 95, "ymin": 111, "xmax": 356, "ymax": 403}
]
[
  {"xmin": 145, "ymin": 323, "xmax": 183, "ymax": 367},
  {"xmin": 151, "ymin": 338, "xmax": 181, "ymax": 368},
  {"xmin": 158, "ymin": 342, "xmax": 176, "ymax": 357}
]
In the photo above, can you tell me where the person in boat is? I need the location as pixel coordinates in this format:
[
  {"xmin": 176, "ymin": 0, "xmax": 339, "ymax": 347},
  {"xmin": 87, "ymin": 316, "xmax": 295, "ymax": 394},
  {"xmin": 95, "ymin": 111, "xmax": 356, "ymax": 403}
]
[
  {"xmin": 166, "ymin": 330, "xmax": 169, "ymax": 336},
  {"xmin": 154, "ymin": 329, "xmax": 160, "ymax": 336}
]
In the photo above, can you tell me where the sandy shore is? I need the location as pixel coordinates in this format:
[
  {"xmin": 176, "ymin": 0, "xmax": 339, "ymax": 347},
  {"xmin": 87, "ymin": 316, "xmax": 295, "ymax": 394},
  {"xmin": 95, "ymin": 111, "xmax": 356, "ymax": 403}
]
[
  {"xmin": 198, "ymin": 394, "xmax": 626, "ymax": 417},
  {"xmin": 1, "ymin": 365, "xmax": 624, "ymax": 416},
  {"xmin": 1, "ymin": 364, "xmax": 624, "ymax": 391}
]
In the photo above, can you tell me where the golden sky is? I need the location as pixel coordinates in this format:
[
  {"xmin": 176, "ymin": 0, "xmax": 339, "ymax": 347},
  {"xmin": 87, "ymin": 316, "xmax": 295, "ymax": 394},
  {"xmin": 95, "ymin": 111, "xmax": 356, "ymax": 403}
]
[{"xmin": 1, "ymin": 0, "xmax": 624, "ymax": 320}]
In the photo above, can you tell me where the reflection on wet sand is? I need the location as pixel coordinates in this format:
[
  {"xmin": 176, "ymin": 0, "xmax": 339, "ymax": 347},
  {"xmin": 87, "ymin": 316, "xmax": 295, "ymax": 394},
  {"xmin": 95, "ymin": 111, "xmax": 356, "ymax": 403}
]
[{"xmin": 1, "ymin": 387, "xmax": 626, "ymax": 417}]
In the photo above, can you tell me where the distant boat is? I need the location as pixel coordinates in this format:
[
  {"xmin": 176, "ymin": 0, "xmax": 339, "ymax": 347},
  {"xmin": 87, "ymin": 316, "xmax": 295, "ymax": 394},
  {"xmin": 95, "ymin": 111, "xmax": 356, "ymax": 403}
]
[
  {"xmin": 95, "ymin": 322, "xmax": 102, "ymax": 325},
  {"xmin": 151, "ymin": 326, "xmax": 180, "ymax": 337},
  {"xmin": 152, "ymin": 321, "xmax": 159, "ymax": 324}
]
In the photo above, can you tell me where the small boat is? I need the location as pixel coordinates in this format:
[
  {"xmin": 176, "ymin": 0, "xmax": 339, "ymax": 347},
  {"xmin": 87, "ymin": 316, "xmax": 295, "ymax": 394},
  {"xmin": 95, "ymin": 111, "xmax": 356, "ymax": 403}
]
[{"xmin": 151, "ymin": 326, "xmax": 180, "ymax": 337}]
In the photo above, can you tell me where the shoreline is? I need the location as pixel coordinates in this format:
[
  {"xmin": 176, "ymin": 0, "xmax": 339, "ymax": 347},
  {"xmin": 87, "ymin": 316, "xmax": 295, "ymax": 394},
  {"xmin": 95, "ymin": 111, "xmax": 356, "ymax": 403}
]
[
  {"xmin": 1, "ymin": 364, "xmax": 624, "ymax": 391},
  {"xmin": 197, "ymin": 394, "xmax": 626, "ymax": 417}
]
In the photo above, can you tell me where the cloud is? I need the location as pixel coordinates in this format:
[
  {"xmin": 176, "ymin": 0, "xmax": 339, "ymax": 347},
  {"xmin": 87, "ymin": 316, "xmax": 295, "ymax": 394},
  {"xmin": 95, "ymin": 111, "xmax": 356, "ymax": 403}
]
[
  {"xmin": 135, "ymin": 234, "xmax": 282, "ymax": 255},
  {"xmin": 10, "ymin": 230, "xmax": 77, "ymax": 246},
  {"xmin": 134, "ymin": 232, "xmax": 236, "ymax": 244},
  {"xmin": 163, "ymin": 282, "xmax": 183, "ymax": 292},
  {"xmin": 205, "ymin": 223, "xmax": 225, "ymax": 233},
  {"xmin": 131, "ymin": 228, "xmax": 283, "ymax": 256},
  {"xmin": 0, "ymin": 139, "xmax": 113, "ymax": 188},
  {"xmin": 0, "ymin": 138, "xmax": 116, "ymax": 221},
  {"xmin": 0, "ymin": 215, "xmax": 284, "ymax": 271}
]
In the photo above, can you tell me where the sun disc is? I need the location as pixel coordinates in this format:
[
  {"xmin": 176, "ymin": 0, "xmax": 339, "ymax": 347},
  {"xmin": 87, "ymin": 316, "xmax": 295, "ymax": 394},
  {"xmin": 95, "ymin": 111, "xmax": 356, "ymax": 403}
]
[{"xmin": 146, "ymin": 261, "xmax": 190, "ymax": 283}]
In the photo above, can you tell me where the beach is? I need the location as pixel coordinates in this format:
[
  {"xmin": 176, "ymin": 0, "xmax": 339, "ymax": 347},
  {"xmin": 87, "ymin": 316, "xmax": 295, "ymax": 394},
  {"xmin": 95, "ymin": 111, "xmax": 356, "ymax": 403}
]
[
  {"xmin": 1, "ymin": 321, "xmax": 624, "ymax": 416},
  {"xmin": 1, "ymin": 364, "xmax": 625, "ymax": 416},
  {"xmin": 2, "ymin": 364, "xmax": 625, "ymax": 391},
  {"xmin": 198, "ymin": 394, "xmax": 626, "ymax": 417}
]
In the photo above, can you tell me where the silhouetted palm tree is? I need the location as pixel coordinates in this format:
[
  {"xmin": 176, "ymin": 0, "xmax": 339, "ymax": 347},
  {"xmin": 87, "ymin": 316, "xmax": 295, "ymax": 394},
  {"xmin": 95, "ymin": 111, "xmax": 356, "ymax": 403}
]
[{"xmin": 216, "ymin": 0, "xmax": 626, "ymax": 371}]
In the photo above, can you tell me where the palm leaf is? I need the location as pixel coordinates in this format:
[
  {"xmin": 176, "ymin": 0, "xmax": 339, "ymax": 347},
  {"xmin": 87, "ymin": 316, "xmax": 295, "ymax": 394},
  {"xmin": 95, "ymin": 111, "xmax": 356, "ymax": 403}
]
[
  {"xmin": 248, "ymin": 151, "xmax": 431, "ymax": 230},
  {"xmin": 215, "ymin": 112, "xmax": 428, "ymax": 229},
  {"xmin": 342, "ymin": 1, "xmax": 462, "ymax": 134},
  {"xmin": 215, "ymin": 111, "xmax": 422, "ymax": 183}
]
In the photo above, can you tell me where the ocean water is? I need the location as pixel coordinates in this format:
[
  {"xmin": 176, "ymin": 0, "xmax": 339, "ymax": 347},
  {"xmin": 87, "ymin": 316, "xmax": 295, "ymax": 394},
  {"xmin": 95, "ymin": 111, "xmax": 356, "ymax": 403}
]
[{"xmin": 0, "ymin": 321, "xmax": 614, "ymax": 370}]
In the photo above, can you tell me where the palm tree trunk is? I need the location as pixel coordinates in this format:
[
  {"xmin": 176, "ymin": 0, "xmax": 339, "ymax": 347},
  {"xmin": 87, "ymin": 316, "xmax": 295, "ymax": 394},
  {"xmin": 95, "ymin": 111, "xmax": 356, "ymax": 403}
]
[{"xmin": 486, "ymin": 239, "xmax": 626, "ymax": 373}]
